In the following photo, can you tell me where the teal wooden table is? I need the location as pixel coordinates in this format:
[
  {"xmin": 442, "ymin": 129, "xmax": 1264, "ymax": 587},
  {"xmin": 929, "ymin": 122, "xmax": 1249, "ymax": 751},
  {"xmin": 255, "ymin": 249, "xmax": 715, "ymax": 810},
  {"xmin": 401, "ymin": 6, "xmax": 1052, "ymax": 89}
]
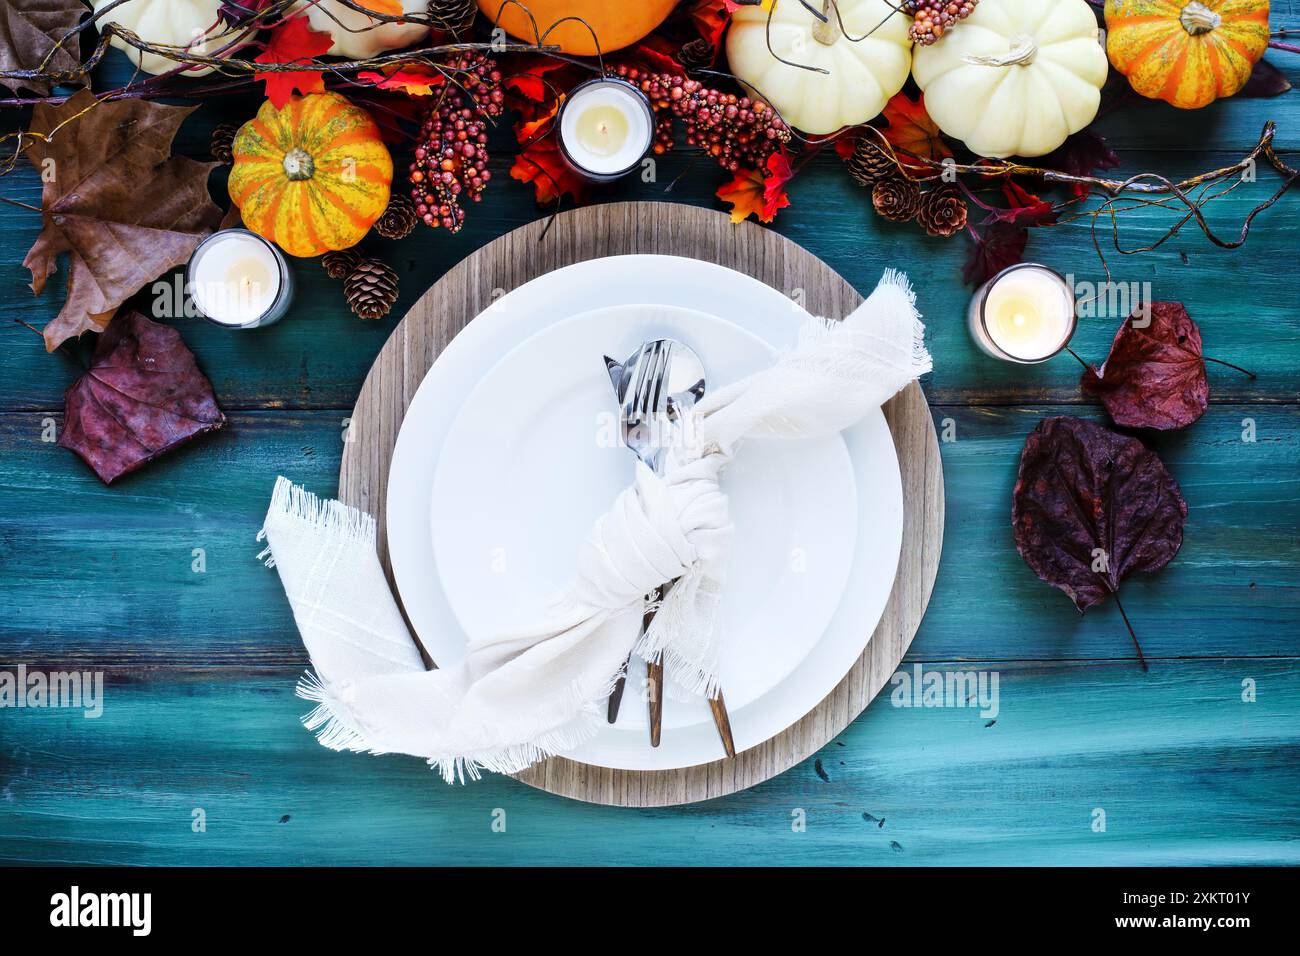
[{"xmin": 2, "ymin": 29, "xmax": 1299, "ymax": 865}]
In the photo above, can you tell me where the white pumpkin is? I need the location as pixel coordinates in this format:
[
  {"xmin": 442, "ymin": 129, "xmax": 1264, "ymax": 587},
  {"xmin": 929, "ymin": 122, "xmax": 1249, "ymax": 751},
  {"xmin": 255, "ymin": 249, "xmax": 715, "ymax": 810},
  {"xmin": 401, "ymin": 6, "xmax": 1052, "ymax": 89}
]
[
  {"xmin": 911, "ymin": 0, "xmax": 1109, "ymax": 158},
  {"xmin": 91, "ymin": 0, "xmax": 242, "ymax": 76},
  {"xmin": 726, "ymin": 0, "xmax": 913, "ymax": 136},
  {"xmin": 290, "ymin": 0, "xmax": 430, "ymax": 59}
]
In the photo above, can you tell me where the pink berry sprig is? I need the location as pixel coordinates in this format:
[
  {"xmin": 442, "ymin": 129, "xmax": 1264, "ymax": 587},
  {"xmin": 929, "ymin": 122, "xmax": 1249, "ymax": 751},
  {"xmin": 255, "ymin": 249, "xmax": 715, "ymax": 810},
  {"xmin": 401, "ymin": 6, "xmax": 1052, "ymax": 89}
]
[
  {"xmin": 407, "ymin": 54, "xmax": 503, "ymax": 233},
  {"xmin": 615, "ymin": 66, "xmax": 792, "ymax": 174}
]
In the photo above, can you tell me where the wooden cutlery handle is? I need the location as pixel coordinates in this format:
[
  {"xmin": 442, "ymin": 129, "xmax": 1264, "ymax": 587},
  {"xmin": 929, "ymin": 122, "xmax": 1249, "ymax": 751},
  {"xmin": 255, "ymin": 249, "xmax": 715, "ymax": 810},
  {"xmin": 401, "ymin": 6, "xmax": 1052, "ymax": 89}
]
[
  {"xmin": 647, "ymin": 658, "xmax": 664, "ymax": 747},
  {"xmin": 709, "ymin": 689, "xmax": 736, "ymax": 758},
  {"xmin": 606, "ymin": 667, "xmax": 627, "ymax": 724},
  {"xmin": 636, "ymin": 581, "xmax": 734, "ymax": 757}
]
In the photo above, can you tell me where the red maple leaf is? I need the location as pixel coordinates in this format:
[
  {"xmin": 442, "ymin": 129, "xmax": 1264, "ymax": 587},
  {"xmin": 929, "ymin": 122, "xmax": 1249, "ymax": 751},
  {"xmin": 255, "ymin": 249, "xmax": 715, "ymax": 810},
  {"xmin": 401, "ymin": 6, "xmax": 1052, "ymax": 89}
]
[
  {"xmin": 255, "ymin": 15, "xmax": 333, "ymax": 109},
  {"xmin": 504, "ymin": 55, "xmax": 577, "ymax": 103},
  {"xmin": 687, "ymin": 0, "xmax": 731, "ymax": 55},
  {"xmin": 981, "ymin": 179, "xmax": 1059, "ymax": 228},
  {"xmin": 621, "ymin": 34, "xmax": 686, "ymax": 74},
  {"xmin": 717, "ymin": 149, "xmax": 794, "ymax": 224}
]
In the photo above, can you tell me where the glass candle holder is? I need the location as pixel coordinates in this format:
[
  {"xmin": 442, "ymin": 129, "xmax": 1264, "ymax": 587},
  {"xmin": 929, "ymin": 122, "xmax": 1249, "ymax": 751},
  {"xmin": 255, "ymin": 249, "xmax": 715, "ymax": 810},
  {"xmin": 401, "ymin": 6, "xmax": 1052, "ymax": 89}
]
[
  {"xmin": 967, "ymin": 263, "xmax": 1077, "ymax": 364},
  {"xmin": 186, "ymin": 229, "xmax": 294, "ymax": 329},
  {"xmin": 557, "ymin": 77, "xmax": 655, "ymax": 182}
]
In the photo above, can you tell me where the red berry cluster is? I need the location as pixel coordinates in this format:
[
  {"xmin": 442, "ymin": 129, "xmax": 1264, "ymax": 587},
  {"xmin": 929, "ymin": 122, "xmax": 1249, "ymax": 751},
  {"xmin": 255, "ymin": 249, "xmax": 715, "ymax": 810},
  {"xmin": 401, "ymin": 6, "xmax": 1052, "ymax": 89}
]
[
  {"xmin": 447, "ymin": 52, "xmax": 506, "ymax": 118},
  {"xmin": 904, "ymin": 0, "xmax": 980, "ymax": 45},
  {"xmin": 612, "ymin": 66, "xmax": 791, "ymax": 174},
  {"xmin": 408, "ymin": 55, "xmax": 504, "ymax": 233}
]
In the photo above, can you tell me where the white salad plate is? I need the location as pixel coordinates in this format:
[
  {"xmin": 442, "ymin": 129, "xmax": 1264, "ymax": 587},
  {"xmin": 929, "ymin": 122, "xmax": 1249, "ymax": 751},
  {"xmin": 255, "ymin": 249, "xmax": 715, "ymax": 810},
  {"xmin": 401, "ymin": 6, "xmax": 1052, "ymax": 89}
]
[
  {"xmin": 385, "ymin": 255, "xmax": 904, "ymax": 771},
  {"xmin": 429, "ymin": 304, "xmax": 858, "ymax": 716}
]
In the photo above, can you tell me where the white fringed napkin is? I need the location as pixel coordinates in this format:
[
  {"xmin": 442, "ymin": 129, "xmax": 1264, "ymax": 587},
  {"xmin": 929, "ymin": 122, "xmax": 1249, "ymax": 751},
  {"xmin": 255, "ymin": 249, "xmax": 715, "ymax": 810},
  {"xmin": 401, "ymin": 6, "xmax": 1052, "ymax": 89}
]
[{"xmin": 259, "ymin": 271, "xmax": 930, "ymax": 781}]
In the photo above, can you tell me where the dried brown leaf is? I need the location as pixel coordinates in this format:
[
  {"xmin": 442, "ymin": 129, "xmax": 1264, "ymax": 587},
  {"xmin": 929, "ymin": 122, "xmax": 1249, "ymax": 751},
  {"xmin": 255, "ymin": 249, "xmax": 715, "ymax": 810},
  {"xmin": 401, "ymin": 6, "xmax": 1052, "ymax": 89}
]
[
  {"xmin": 0, "ymin": 0, "xmax": 83, "ymax": 96},
  {"xmin": 24, "ymin": 89, "xmax": 222, "ymax": 351}
]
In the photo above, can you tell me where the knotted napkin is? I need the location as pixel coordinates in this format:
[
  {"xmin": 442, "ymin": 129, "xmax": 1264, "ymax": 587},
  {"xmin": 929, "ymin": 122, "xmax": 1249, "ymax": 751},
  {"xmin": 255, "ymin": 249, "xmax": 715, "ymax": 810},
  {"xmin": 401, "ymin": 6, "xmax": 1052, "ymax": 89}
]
[{"xmin": 259, "ymin": 270, "xmax": 930, "ymax": 781}]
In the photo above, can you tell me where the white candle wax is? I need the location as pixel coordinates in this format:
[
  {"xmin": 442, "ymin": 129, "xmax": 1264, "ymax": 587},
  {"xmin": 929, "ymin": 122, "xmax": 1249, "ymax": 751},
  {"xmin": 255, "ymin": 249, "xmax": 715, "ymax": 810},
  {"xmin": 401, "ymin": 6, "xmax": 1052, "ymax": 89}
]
[
  {"xmin": 188, "ymin": 231, "xmax": 285, "ymax": 326},
  {"xmin": 968, "ymin": 264, "xmax": 1076, "ymax": 363},
  {"xmin": 558, "ymin": 79, "xmax": 654, "ymax": 178}
]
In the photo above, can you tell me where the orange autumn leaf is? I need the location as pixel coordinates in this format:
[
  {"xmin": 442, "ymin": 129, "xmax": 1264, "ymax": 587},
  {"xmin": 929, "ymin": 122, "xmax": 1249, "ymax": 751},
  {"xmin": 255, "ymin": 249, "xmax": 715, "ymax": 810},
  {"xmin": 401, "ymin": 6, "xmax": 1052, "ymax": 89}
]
[
  {"xmin": 516, "ymin": 99, "xmax": 559, "ymax": 144},
  {"xmin": 358, "ymin": 63, "xmax": 445, "ymax": 96},
  {"xmin": 510, "ymin": 135, "xmax": 589, "ymax": 208},
  {"xmin": 508, "ymin": 86, "xmax": 589, "ymax": 208},
  {"xmin": 510, "ymin": 95, "xmax": 586, "ymax": 208},
  {"xmin": 716, "ymin": 149, "xmax": 793, "ymax": 224},
  {"xmin": 880, "ymin": 92, "xmax": 951, "ymax": 177}
]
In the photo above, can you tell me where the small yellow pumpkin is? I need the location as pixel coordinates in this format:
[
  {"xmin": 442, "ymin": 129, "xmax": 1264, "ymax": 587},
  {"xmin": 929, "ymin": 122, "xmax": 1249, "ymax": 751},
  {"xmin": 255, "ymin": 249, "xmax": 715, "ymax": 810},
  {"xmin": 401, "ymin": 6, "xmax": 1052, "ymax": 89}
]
[
  {"xmin": 1104, "ymin": 0, "xmax": 1271, "ymax": 109},
  {"xmin": 229, "ymin": 93, "xmax": 393, "ymax": 258}
]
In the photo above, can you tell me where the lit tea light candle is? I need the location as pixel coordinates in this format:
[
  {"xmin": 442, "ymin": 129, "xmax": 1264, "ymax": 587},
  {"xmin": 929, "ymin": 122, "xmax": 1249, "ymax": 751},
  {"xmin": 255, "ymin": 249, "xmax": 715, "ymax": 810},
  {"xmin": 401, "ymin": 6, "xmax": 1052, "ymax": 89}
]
[
  {"xmin": 557, "ymin": 77, "xmax": 655, "ymax": 181},
  {"xmin": 186, "ymin": 229, "xmax": 294, "ymax": 328},
  {"xmin": 967, "ymin": 263, "xmax": 1077, "ymax": 363}
]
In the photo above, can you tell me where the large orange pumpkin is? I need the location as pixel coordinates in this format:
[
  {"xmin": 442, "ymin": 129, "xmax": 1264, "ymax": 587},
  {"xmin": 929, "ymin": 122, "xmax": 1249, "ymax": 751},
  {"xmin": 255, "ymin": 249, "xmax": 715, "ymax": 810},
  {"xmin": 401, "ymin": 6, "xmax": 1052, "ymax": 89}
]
[
  {"xmin": 477, "ymin": 0, "xmax": 679, "ymax": 56},
  {"xmin": 228, "ymin": 92, "xmax": 393, "ymax": 258},
  {"xmin": 1104, "ymin": 0, "xmax": 1271, "ymax": 109}
]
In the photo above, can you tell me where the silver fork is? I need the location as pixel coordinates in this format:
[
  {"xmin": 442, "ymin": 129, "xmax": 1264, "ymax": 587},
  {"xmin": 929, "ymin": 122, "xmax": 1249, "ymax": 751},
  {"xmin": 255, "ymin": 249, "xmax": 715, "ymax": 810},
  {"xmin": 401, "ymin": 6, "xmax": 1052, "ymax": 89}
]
[{"xmin": 621, "ymin": 340, "xmax": 672, "ymax": 473}]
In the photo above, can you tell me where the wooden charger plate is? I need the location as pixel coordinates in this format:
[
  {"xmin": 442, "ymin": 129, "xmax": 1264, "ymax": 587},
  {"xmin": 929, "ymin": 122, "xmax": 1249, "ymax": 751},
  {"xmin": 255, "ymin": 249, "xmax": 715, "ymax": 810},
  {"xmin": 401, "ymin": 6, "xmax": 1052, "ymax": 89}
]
[{"xmin": 339, "ymin": 202, "xmax": 944, "ymax": 807}]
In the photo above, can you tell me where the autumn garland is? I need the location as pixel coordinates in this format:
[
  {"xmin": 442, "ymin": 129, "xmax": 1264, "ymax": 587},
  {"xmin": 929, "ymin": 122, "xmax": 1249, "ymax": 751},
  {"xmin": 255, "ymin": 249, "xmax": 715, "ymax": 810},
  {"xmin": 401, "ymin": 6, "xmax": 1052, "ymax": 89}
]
[{"xmin": 2, "ymin": 0, "xmax": 1295, "ymax": 299}]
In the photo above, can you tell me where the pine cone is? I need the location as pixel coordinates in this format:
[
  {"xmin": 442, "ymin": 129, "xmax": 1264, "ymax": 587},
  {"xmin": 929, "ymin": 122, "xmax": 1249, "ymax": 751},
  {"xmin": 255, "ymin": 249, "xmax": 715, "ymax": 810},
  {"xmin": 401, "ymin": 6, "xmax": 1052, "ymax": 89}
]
[
  {"xmin": 210, "ymin": 123, "xmax": 238, "ymax": 165},
  {"xmin": 428, "ymin": 0, "xmax": 477, "ymax": 35},
  {"xmin": 373, "ymin": 194, "xmax": 419, "ymax": 240},
  {"xmin": 848, "ymin": 139, "xmax": 902, "ymax": 187},
  {"xmin": 917, "ymin": 184, "xmax": 968, "ymax": 237},
  {"xmin": 872, "ymin": 176, "xmax": 923, "ymax": 222},
  {"xmin": 345, "ymin": 258, "xmax": 399, "ymax": 320},
  {"xmin": 321, "ymin": 248, "xmax": 362, "ymax": 280},
  {"xmin": 678, "ymin": 37, "xmax": 714, "ymax": 70}
]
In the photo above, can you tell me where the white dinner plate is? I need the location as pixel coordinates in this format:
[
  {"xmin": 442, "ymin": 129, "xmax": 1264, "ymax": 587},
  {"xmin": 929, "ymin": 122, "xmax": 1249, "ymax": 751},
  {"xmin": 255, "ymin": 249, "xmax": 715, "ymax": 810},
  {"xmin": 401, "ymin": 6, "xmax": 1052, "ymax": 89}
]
[
  {"xmin": 385, "ymin": 255, "xmax": 904, "ymax": 771},
  {"xmin": 429, "ymin": 304, "xmax": 858, "ymax": 719}
]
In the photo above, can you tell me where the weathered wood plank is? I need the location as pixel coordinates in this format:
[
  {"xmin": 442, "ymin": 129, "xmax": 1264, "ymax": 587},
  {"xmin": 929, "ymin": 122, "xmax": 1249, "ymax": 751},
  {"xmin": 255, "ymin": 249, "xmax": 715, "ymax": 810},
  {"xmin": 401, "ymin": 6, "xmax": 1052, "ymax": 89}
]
[
  {"xmin": 0, "ymin": 660, "xmax": 1294, "ymax": 865},
  {"xmin": 2, "ymin": 406, "xmax": 1294, "ymax": 664}
]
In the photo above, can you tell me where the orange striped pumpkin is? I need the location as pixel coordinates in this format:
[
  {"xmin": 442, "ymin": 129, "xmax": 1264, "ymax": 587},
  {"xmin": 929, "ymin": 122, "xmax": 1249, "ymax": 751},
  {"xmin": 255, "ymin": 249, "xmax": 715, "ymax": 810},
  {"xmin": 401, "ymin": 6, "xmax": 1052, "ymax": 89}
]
[
  {"xmin": 229, "ymin": 93, "xmax": 393, "ymax": 258},
  {"xmin": 1104, "ymin": 0, "xmax": 1271, "ymax": 109}
]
